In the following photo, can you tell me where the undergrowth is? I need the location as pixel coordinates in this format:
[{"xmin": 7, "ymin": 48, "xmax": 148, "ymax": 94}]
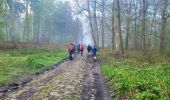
[
  {"xmin": 0, "ymin": 48, "xmax": 67, "ymax": 87},
  {"xmin": 100, "ymin": 49, "xmax": 170, "ymax": 99}
]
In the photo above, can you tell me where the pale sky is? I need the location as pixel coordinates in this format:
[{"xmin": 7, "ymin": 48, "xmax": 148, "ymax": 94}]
[
  {"xmin": 57, "ymin": 0, "xmax": 93, "ymax": 45},
  {"xmin": 62, "ymin": 0, "xmax": 93, "ymax": 45}
]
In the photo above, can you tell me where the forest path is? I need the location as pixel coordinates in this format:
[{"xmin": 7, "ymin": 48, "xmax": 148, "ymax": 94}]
[
  {"xmin": 3, "ymin": 54, "xmax": 112, "ymax": 100},
  {"xmin": 4, "ymin": 55, "xmax": 86, "ymax": 100},
  {"xmin": 81, "ymin": 57, "xmax": 113, "ymax": 100}
]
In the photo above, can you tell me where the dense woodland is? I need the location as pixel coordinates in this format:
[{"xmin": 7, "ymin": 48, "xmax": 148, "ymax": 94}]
[
  {"xmin": 0, "ymin": 0, "xmax": 83, "ymax": 45},
  {"xmin": 75, "ymin": 0, "xmax": 170, "ymax": 54},
  {"xmin": 0, "ymin": 0, "xmax": 170, "ymax": 53}
]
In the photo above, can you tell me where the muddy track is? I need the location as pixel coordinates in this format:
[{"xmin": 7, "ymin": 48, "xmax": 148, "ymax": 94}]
[
  {"xmin": 1, "ymin": 54, "xmax": 113, "ymax": 100},
  {"xmin": 0, "ymin": 57, "xmax": 68, "ymax": 100},
  {"xmin": 2, "ymin": 61, "xmax": 65, "ymax": 100},
  {"xmin": 81, "ymin": 57, "xmax": 113, "ymax": 100},
  {"xmin": 0, "ymin": 57, "xmax": 68, "ymax": 99},
  {"xmin": 1, "ymin": 54, "xmax": 86, "ymax": 100}
]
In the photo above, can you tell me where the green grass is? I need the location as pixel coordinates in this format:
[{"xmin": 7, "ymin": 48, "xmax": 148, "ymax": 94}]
[
  {"xmin": 100, "ymin": 50, "xmax": 170, "ymax": 99},
  {"xmin": 0, "ymin": 48, "xmax": 67, "ymax": 87}
]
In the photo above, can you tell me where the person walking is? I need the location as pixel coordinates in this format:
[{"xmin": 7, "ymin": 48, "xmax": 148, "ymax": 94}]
[
  {"xmin": 87, "ymin": 44, "xmax": 92, "ymax": 58},
  {"xmin": 87, "ymin": 44, "xmax": 92, "ymax": 53},
  {"xmin": 67, "ymin": 43, "xmax": 74, "ymax": 60},
  {"xmin": 79, "ymin": 44, "xmax": 84, "ymax": 56},
  {"xmin": 77, "ymin": 44, "xmax": 80, "ymax": 53},
  {"xmin": 92, "ymin": 45, "xmax": 97, "ymax": 61}
]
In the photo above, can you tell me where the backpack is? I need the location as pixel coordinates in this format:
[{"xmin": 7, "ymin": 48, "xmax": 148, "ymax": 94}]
[
  {"xmin": 80, "ymin": 45, "xmax": 84, "ymax": 51},
  {"xmin": 68, "ymin": 45, "xmax": 73, "ymax": 52}
]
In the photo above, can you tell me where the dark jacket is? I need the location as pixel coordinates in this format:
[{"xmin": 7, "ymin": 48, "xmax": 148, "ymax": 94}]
[
  {"xmin": 92, "ymin": 47, "xmax": 97, "ymax": 56},
  {"xmin": 87, "ymin": 45, "xmax": 92, "ymax": 52}
]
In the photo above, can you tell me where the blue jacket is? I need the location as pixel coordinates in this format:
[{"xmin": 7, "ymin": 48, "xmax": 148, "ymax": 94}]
[{"xmin": 92, "ymin": 48, "xmax": 97, "ymax": 56}]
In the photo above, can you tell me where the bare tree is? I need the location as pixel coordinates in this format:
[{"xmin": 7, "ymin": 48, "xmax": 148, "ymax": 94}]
[
  {"xmin": 141, "ymin": 0, "xmax": 148, "ymax": 51},
  {"xmin": 87, "ymin": 0, "xmax": 97, "ymax": 46},
  {"xmin": 101, "ymin": 0, "xmax": 105, "ymax": 48},
  {"xmin": 112, "ymin": 2, "xmax": 114, "ymax": 50},
  {"xmin": 125, "ymin": 0, "xmax": 132, "ymax": 50},
  {"xmin": 160, "ymin": 0, "xmax": 169, "ymax": 52},
  {"xmin": 93, "ymin": 0, "xmax": 99, "ymax": 48},
  {"xmin": 114, "ymin": 0, "xmax": 123, "ymax": 54}
]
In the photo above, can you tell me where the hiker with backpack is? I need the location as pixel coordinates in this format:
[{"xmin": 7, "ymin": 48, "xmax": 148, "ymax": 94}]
[
  {"xmin": 67, "ymin": 43, "xmax": 75, "ymax": 60},
  {"xmin": 87, "ymin": 44, "xmax": 92, "ymax": 53},
  {"xmin": 79, "ymin": 44, "xmax": 85, "ymax": 56},
  {"xmin": 87, "ymin": 44, "xmax": 92, "ymax": 58},
  {"xmin": 92, "ymin": 45, "xmax": 97, "ymax": 61}
]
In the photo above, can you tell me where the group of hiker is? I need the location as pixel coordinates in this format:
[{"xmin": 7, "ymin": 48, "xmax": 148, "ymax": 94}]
[{"xmin": 67, "ymin": 43, "xmax": 97, "ymax": 60}]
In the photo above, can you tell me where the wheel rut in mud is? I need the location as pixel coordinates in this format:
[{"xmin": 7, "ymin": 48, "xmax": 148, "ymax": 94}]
[{"xmin": 81, "ymin": 57, "xmax": 113, "ymax": 100}]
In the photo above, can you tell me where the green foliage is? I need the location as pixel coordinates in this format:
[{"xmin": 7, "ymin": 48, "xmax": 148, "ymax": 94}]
[
  {"xmin": 0, "ymin": 32, "xmax": 5, "ymax": 40},
  {"xmin": 0, "ymin": 16, "xmax": 5, "ymax": 40},
  {"xmin": 100, "ymin": 50, "xmax": 170, "ymax": 99},
  {"xmin": 0, "ymin": 48, "xmax": 67, "ymax": 87},
  {"xmin": 0, "ymin": 0, "xmax": 6, "ymax": 14}
]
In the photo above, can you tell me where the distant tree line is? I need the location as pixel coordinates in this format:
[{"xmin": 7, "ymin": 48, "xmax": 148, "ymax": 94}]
[{"xmin": 0, "ymin": 0, "xmax": 83, "ymax": 44}]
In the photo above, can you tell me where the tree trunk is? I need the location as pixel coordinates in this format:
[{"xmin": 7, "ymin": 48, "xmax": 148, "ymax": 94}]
[
  {"xmin": 141, "ymin": 0, "xmax": 147, "ymax": 51},
  {"xmin": 160, "ymin": 0, "xmax": 168, "ymax": 52},
  {"xmin": 114, "ymin": 0, "xmax": 124, "ymax": 54},
  {"xmin": 101, "ymin": 0, "xmax": 105, "ymax": 48},
  {"xmin": 125, "ymin": 0, "xmax": 132, "ymax": 50},
  {"xmin": 23, "ymin": 0, "xmax": 29, "ymax": 42},
  {"xmin": 87, "ymin": 0, "xmax": 97, "ymax": 46},
  {"xmin": 112, "ymin": 2, "xmax": 114, "ymax": 50},
  {"xmin": 93, "ymin": 0, "xmax": 99, "ymax": 48},
  {"xmin": 148, "ymin": 0, "xmax": 158, "ymax": 49},
  {"xmin": 134, "ymin": 0, "xmax": 138, "ymax": 50}
]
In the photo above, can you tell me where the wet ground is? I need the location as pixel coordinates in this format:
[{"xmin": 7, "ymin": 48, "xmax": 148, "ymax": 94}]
[
  {"xmin": 81, "ymin": 57, "xmax": 113, "ymax": 100},
  {"xmin": 1, "ymin": 54, "xmax": 113, "ymax": 100}
]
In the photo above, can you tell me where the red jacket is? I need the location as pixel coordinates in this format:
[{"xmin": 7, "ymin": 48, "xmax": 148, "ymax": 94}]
[
  {"xmin": 80, "ymin": 44, "xmax": 84, "ymax": 51},
  {"xmin": 67, "ymin": 44, "xmax": 73, "ymax": 52}
]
